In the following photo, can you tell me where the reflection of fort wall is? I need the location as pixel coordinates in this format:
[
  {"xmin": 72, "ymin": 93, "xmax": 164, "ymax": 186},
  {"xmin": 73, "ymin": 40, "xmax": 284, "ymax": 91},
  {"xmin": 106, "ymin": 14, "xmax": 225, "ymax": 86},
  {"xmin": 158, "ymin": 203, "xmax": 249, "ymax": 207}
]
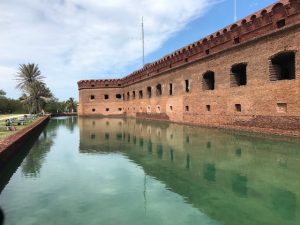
[
  {"xmin": 79, "ymin": 117, "xmax": 185, "ymax": 152},
  {"xmin": 79, "ymin": 117, "xmax": 300, "ymax": 193},
  {"xmin": 78, "ymin": 117, "xmax": 300, "ymax": 225}
]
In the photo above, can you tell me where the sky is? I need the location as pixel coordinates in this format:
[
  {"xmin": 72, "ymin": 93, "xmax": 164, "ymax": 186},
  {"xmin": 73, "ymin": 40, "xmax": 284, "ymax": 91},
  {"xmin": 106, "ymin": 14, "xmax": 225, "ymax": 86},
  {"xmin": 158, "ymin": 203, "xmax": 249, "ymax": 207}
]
[{"xmin": 0, "ymin": 0, "xmax": 278, "ymax": 101}]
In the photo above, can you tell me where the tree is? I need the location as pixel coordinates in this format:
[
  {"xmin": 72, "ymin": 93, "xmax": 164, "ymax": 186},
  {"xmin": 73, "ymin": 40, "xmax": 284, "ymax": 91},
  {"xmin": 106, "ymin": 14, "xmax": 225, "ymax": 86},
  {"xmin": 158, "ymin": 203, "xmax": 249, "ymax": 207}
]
[
  {"xmin": 65, "ymin": 97, "xmax": 77, "ymax": 112},
  {"xmin": 0, "ymin": 89, "xmax": 6, "ymax": 97},
  {"xmin": 20, "ymin": 81, "xmax": 53, "ymax": 114},
  {"xmin": 44, "ymin": 98, "xmax": 65, "ymax": 114},
  {"xmin": 16, "ymin": 63, "xmax": 44, "ymax": 92},
  {"xmin": 16, "ymin": 63, "xmax": 53, "ymax": 114},
  {"xmin": 0, "ymin": 90, "xmax": 25, "ymax": 113}
]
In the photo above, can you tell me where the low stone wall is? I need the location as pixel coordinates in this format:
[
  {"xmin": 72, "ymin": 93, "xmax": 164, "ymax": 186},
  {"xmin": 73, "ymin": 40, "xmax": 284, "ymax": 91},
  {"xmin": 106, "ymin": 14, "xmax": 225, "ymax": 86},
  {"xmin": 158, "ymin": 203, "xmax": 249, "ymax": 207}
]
[
  {"xmin": 50, "ymin": 113, "xmax": 77, "ymax": 117},
  {"xmin": 0, "ymin": 116, "xmax": 50, "ymax": 168}
]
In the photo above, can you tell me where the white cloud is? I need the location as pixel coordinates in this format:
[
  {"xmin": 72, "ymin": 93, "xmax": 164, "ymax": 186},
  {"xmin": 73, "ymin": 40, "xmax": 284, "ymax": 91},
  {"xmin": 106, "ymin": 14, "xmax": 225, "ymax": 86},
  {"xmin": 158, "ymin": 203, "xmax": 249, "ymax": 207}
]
[{"xmin": 0, "ymin": 0, "xmax": 218, "ymax": 100}]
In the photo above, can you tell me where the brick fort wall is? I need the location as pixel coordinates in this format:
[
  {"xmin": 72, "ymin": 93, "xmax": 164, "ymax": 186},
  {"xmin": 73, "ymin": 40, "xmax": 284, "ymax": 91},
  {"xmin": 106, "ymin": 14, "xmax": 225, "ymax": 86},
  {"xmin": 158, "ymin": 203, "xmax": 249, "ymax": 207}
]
[{"xmin": 78, "ymin": 0, "xmax": 300, "ymax": 135}]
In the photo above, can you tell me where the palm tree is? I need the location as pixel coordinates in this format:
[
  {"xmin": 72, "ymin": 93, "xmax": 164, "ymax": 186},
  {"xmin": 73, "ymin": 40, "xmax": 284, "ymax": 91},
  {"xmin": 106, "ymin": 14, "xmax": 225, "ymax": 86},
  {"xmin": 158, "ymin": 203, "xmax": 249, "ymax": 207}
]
[
  {"xmin": 19, "ymin": 81, "xmax": 53, "ymax": 114},
  {"xmin": 65, "ymin": 97, "xmax": 77, "ymax": 112},
  {"xmin": 16, "ymin": 63, "xmax": 45, "ymax": 92},
  {"xmin": 16, "ymin": 63, "xmax": 52, "ymax": 114}
]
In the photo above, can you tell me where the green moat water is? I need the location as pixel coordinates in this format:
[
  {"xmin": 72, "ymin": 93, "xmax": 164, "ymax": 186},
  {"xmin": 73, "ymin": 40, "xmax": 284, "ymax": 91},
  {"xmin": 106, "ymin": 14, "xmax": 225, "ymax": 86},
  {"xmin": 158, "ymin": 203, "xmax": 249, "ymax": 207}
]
[{"xmin": 0, "ymin": 117, "xmax": 299, "ymax": 225}]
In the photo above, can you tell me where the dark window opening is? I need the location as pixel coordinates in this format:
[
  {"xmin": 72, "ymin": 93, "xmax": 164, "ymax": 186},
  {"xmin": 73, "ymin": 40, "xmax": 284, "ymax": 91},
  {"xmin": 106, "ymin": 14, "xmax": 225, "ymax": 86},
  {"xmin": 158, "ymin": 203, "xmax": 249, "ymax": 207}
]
[
  {"xmin": 156, "ymin": 84, "xmax": 162, "ymax": 96},
  {"xmin": 127, "ymin": 92, "xmax": 130, "ymax": 100},
  {"xmin": 276, "ymin": 19, "xmax": 285, "ymax": 28},
  {"xmin": 206, "ymin": 105, "xmax": 211, "ymax": 111},
  {"xmin": 277, "ymin": 103, "xmax": 287, "ymax": 113},
  {"xmin": 118, "ymin": 84, "xmax": 121, "ymax": 86},
  {"xmin": 205, "ymin": 49, "xmax": 210, "ymax": 55},
  {"xmin": 116, "ymin": 94, "xmax": 122, "ymax": 99},
  {"xmin": 147, "ymin": 86, "xmax": 152, "ymax": 98},
  {"xmin": 185, "ymin": 58, "xmax": 188, "ymax": 62},
  {"xmin": 230, "ymin": 63, "xmax": 247, "ymax": 87},
  {"xmin": 106, "ymin": 108, "xmax": 109, "ymax": 112},
  {"xmin": 105, "ymin": 84, "xmax": 109, "ymax": 87},
  {"xmin": 90, "ymin": 95, "xmax": 95, "ymax": 100},
  {"xmin": 235, "ymin": 148, "xmax": 242, "ymax": 157},
  {"xmin": 234, "ymin": 37, "xmax": 240, "ymax": 44},
  {"xmin": 156, "ymin": 105, "xmax": 161, "ymax": 112},
  {"xmin": 133, "ymin": 91, "xmax": 136, "ymax": 99},
  {"xmin": 91, "ymin": 84, "xmax": 95, "ymax": 87},
  {"xmin": 169, "ymin": 83, "xmax": 173, "ymax": 95},
  {"xmin": 104, "ymin": 94, "xmax": 109, "ymax": 99},
  {"xmin": 139, "ymin": 90, "xmax": 143, "ymax": 98},
  {"xmin": 186, "ymin": 136, "xmax": 190, "ymax": 143},
  {"xmin": 118, "ymin": 108, "xmax": 122, "ymax": 111},
  {"xmin": 203, "ymin": 71, "xmax": 215, "ymax": 90},
  {"xmin": 91, "ymin": 133, "xmax": 95, "ymax": 139},
  {"xmin": 185, "ymin": 106, "xmax": 189, "ymax": 111},
  {"xmin": 207, "ymin": 142, "xmax": 211, "ymax": 149},
  {"xmin": 235, "ymin": 104, "xmax": 242, "ymax": 112},
  {"xmin": 170, "ymin": 106, "xmax": 173, "ymax": 111},
  {"xmin": 116, "ymin": 133, "xmax": 122, "ymax": 141},
  {"xmin": 185, "ymin": 80, "xmax": 190, "ymax": 92},
  {"xmin": 92, "ymin": 108, "xmax": 95, "ymax": 112},
  {"xmin": 270, "ymin": 52, "xmax": 295, "ymax": 80}
]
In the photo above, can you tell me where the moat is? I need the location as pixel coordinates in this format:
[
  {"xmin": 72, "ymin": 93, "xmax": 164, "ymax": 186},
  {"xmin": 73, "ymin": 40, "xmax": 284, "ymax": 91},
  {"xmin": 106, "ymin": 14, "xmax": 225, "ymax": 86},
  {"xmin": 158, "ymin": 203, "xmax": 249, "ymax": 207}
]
[{"xmin": 0, "ymin": 116, "xmax": 299, "ymax": 225}]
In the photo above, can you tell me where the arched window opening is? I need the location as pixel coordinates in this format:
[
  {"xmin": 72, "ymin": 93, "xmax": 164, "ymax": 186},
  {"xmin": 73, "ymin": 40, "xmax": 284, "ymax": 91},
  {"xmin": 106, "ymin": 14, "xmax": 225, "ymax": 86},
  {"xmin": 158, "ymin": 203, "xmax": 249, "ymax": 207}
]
[
  {"xmin": 156, "ymin": 84, "xmax": 162, "ymax": 96},
  {"xmin": 147, "ymin": 86, "xmax": 152, "ymax": 98},
  {"xmin": 230, "ymin": 63, "xmax": 247, "ymax": 87},
  {"xmin": 270, "ymin": 51, "xmax": 295, "ymax": 81},
  {"xmin": 139, "ymin": 90, "xmax": 143, "ymax": 99},
  {"xmin": 202, "ymin": 71, "xmax": 215, "ymax": 90}
]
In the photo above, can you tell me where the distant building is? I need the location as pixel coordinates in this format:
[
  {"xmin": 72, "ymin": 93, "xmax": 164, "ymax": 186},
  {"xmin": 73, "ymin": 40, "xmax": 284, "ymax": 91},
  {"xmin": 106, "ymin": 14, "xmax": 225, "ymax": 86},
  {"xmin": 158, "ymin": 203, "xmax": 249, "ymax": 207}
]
[{"xmin": 78, "ymin": 0, "xmax": 300, "ymax": 134}]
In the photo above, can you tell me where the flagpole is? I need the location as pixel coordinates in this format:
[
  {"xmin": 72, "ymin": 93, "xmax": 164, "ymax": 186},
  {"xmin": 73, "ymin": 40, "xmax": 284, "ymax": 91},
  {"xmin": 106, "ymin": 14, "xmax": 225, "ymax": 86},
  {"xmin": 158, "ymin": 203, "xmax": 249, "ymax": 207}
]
[
  {"xmin": 234, "ymin": 0, "xmax": 237, "ymax": 22},
  {"xmin": 142, "ymin": 16, "xmax": 145, "ymax": 67}
]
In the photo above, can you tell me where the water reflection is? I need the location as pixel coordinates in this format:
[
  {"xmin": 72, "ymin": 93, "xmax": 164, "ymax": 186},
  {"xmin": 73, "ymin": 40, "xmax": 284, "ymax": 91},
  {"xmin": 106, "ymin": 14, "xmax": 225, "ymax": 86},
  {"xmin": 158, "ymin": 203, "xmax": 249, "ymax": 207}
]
[
  {"xmin": 203, "ymin": 163, "xmax": 216, "ymax": 182},
  {"xmin": 22, "ymin": 117, "xmax": 77, "ymax": 177},
  {"xmin": 272, "ymin": 188, "xmax": 296, "ymax": 219},
  {"xmin": 21, "ymin": 129, "xmax": 55, "ymax": 177},
  {"xmin": 78, "ymin": 117, "xmax": 300, "ymax": 225},
  {"xmin": 232, "ymin": 174, "xmax": 248, "ymax": 197}
]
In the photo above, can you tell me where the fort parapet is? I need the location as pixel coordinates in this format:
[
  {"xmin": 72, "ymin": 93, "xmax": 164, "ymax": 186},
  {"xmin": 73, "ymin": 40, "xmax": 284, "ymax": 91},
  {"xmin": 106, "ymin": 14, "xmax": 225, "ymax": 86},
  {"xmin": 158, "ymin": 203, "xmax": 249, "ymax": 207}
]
[{"xmin": 78, "ymin": 0, "xmax": 300, "ymax": 136}]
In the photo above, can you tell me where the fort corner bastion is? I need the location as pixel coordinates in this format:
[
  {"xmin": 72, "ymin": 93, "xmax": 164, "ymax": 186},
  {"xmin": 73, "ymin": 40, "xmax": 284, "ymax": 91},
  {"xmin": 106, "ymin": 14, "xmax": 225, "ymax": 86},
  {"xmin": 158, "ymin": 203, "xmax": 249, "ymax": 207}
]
[{"xmin": 77, "ymin": 0, "xmax": 300, "ymax": 135}]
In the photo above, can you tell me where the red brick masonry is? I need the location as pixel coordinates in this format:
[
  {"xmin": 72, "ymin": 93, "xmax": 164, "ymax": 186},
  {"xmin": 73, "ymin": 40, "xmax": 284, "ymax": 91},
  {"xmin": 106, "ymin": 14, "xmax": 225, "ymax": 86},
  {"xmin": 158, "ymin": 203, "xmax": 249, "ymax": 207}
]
[
  {"xmin": 0, "ymin": 116, "xmax": 50, "ymax": 167},
  {"xmin": 77, "ymin": 0, "xmax": 300, "ymax": 137}
]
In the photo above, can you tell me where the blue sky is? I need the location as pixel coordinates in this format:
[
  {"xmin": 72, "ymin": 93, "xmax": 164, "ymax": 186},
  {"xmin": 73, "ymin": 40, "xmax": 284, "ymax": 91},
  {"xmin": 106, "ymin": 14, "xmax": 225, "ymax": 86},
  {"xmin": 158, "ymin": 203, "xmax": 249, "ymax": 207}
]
[{"xmin": 0, "ymin": 0, "xmax": 277, "ymax": 101}]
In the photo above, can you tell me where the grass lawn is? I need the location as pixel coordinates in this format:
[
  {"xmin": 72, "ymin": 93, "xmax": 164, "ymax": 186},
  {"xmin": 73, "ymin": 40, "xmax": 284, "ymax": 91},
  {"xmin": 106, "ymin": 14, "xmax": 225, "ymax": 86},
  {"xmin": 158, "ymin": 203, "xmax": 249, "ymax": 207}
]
[
  {"xmin": 0, "ymin": 116, "xmax": 41, "ymax": 142},
  {"xmin": 0, "ymin": 114, "xmax": 25, "ymax": 120}
]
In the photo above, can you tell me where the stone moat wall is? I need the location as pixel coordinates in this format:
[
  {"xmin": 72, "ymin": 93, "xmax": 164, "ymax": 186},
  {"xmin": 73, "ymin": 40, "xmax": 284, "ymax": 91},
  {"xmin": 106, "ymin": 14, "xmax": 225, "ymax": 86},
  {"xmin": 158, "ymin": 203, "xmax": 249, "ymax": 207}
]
[
  {"xmin": 78, "ymin": 0, "xmax": 300, "ymax": 135},
  {"xmin": 0, "ymin": 117, "xmax": 50, "ymax": 168}
]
